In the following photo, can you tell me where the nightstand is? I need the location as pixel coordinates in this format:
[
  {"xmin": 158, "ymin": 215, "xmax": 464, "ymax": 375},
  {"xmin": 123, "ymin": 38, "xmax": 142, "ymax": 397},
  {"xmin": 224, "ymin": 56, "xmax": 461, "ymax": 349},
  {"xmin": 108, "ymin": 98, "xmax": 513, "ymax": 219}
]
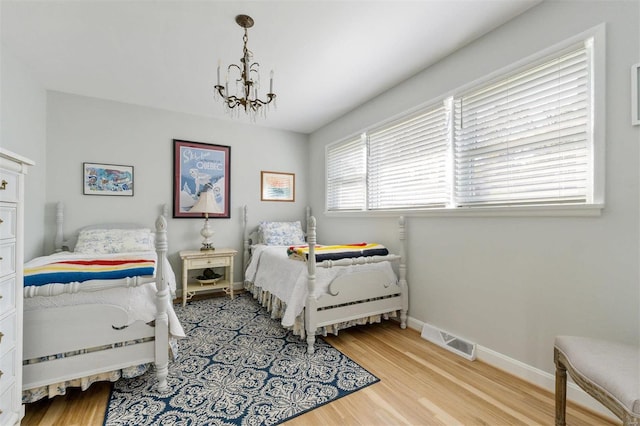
[{"xmin": 178, "ymin": 248, "xmax": 238, "ymax": 307}]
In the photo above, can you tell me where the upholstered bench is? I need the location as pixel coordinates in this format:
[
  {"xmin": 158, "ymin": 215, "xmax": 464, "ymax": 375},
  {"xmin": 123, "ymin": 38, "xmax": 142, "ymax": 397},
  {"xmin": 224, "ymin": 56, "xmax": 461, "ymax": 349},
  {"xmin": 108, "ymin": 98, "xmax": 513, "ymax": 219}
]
[{"xmin": 554, "ymin": 336, "xmax": 640, "ymax": 425}]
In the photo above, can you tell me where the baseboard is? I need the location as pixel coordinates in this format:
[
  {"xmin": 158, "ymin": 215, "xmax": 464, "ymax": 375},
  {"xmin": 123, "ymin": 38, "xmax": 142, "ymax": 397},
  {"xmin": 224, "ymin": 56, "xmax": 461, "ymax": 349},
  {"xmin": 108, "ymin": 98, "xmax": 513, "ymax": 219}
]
[{"xmin": 408, "ymin": 318, "xmax": 617, "ymax": 422}]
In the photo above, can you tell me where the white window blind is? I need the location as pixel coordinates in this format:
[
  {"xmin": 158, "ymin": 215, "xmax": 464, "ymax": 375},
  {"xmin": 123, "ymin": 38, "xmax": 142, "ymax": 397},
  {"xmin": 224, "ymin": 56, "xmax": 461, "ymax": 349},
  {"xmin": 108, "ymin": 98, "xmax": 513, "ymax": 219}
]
[
  {"xmin": 367, "ymin": 105, "xmax": 449, "ymax": 209},
  {"xmin": 454, "ymin": 44, "xmax": 591, "ymax": 206},
  {"xmin": 326, "ymin": 135, "xmax": 366, "ymax": 211}
]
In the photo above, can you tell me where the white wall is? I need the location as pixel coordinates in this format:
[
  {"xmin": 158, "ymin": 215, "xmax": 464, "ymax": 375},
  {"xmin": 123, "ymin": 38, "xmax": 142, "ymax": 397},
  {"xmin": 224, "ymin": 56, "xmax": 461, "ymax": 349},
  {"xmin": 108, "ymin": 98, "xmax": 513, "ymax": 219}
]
[
  {"xmin": 45, "ymin": 91, "xmax": 309, "ymax": 282},
  {"xmin": 0, "ymin": 47, "xmax": 48, "ymax": 261},
  {"xmin": 309, "ymin": 0, "xmax": 640, "ymax": 376}
]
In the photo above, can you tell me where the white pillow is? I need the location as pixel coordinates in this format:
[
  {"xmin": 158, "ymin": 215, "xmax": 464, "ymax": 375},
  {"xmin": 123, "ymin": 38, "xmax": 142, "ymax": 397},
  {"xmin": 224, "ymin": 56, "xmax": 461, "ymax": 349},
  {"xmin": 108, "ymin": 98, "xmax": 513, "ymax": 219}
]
[
  {"xmin": 74, "ymin": 228, "xmax": 154, "ymax": 254},
  {"xmin": 258, "ymin": 221, "xmax": 305, "ymax": 246}
]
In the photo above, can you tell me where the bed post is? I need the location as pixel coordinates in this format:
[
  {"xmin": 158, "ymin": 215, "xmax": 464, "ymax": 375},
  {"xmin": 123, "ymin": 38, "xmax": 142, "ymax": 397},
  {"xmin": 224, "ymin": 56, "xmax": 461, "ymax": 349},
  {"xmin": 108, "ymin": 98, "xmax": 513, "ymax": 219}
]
[
  {"xmin": 243, "ymin": 205, "xmax": 250, "ymax": 277},
  {"xmin": 398, "ymin": 216, "xmax": 408, "ymax": 329},
  {"xmin": 154, "ymin": 215, "xmax": 170, "ymax": 392},
  {"xmin": 305, "ymin": 216, "xmax": 318, "ymax": 354},
  {"xmin": 54, "ymin": 202, "xmax": 65, "ymax": 252}
]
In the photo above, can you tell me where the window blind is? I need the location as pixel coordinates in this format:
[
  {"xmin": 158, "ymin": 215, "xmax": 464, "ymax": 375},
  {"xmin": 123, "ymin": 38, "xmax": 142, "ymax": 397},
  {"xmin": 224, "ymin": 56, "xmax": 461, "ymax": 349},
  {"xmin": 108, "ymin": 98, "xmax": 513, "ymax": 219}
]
[
  {"xmin": 454, "ymin": 44, "xmax": 591, "ymax": 206},
  {"xmin": 367, "ymin": 105, "xmax": 449, "ymax": 209},
  {"xmin": 326, "ymin": 135, "xmax": 366, "ymax": 211}
]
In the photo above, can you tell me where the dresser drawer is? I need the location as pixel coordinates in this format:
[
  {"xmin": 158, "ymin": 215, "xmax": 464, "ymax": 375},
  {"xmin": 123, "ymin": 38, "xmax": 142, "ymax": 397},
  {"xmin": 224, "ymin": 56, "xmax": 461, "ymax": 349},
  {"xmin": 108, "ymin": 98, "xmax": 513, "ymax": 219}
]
[
  {"xmin": 0, "ymin": 207, "xmax": 16, "ymax": 241},
  {"xmin": 0, "ymin": 349, "xmax": 15, "ymax": 394},
  {"xmin": 0, "ymin": 278, "xmax": 15, "ymax": 316},
  {"xmin": 0, "ymin": 380, "xmax": 16, "ymax": 426},
  {"xmin": 0, "ymin": 171, "xmax": 18, "ymax": 203},
  {"xmin": 0, "ymin": 315, "xmax": 16, "ymax": 358},
  {"xmin": 0, "ymin": 244, "xmax": 15, "ymax": 279},
  {"xmin": 188, "ymin": 256, "xmax": 230, "ymax": 269}
]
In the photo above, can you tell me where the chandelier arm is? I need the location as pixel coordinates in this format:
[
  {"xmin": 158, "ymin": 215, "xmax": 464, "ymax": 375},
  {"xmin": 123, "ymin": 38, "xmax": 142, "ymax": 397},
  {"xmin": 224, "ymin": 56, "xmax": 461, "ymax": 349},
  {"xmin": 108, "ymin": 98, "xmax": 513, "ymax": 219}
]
[{"xmin": 214, "ymin": 85, "xmax": 225, "ymax": 97}]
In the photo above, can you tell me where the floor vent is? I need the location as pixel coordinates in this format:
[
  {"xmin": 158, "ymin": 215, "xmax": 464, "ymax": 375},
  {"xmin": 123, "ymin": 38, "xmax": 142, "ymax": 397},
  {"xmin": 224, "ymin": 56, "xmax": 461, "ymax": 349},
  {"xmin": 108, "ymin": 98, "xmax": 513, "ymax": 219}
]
[{"xmin": 421, "ymin": 324, "xmax": 477, "ymax": 361}]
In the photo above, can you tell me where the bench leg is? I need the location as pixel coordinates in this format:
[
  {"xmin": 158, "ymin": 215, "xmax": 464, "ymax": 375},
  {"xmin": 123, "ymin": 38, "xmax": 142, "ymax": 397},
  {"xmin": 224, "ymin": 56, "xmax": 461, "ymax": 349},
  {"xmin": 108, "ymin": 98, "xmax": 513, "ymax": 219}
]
[{"xmin": 555, "ymin": 347, "xmax": 567, "ymax": 426}]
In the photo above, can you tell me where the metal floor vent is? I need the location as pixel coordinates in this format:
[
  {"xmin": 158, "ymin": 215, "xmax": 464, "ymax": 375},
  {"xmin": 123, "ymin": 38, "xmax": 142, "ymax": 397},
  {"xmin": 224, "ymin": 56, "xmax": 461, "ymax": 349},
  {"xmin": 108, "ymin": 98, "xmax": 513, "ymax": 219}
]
[{"xmin": 421, "ymin": 324, "xmax": 477, "ymax": 361}]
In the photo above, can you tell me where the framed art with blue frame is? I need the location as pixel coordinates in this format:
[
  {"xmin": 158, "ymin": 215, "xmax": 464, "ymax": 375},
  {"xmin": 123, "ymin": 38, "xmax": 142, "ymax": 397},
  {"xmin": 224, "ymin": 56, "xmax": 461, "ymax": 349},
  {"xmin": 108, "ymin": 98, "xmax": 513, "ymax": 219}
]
[{"xmin": 173, "ymin": 139, "xmax": 231, "ymax": 218}]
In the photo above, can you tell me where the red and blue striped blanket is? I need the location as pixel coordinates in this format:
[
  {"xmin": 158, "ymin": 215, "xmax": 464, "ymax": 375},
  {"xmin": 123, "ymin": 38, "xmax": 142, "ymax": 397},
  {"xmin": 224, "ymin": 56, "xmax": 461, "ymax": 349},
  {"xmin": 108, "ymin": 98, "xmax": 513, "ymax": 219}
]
[{"xmin": 24, "ymin": 251, "xmax": 156, "ymax": 287}]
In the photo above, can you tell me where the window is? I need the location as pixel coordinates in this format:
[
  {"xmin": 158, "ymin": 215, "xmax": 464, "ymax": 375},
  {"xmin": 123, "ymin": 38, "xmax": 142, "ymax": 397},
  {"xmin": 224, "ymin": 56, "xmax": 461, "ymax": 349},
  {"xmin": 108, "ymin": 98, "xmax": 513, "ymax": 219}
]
[
  {"xmin": 326, "ymin": 28, "xmax": 603, "ymax": 215},
  {"xmin": 368, "ymin": 105, "xmax": 449, "ymax": 209},
  {"xmin": 454, "ymin": 46, "xmax": 591, "ymax": 207},
  {"xmin": 326, "ymin": 134, "xmax": 366, "ymax": 211}
]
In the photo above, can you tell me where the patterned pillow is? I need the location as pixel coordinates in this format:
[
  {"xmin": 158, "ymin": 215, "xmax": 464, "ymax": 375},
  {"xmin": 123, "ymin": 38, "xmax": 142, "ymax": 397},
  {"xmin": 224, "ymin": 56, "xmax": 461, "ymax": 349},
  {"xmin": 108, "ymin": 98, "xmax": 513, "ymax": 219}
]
[
  {"xmin": 258, "ymin": 221, "xmax": 305, "ymax": 246},
  {"xmin": 74, "ymin": 228, "xmax": 154, "ymax": 254}
]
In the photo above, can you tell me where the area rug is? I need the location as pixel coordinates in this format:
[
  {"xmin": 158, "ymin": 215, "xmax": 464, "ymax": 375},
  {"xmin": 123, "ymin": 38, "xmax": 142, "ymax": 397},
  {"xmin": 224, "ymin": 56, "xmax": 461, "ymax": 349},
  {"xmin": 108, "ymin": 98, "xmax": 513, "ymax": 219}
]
[{"xmin": 104, "ymin": 293, "xmax": 379, "ymax": 425}]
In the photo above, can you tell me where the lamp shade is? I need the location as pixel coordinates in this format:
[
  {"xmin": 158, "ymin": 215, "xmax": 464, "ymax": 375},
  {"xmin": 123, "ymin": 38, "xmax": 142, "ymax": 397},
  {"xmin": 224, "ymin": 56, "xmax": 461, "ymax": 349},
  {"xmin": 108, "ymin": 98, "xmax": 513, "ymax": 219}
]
[{"xmin": 190, "ymin": 190, "xmax": 218, "ymax": 214}]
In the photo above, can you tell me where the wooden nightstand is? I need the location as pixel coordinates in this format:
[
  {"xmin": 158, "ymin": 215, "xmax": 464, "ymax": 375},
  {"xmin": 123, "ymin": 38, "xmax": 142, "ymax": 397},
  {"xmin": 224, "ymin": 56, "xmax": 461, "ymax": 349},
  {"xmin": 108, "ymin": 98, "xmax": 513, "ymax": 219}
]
[{"xmin": 178, "ymin": 248, "xmax": 238, "ymax": 306}]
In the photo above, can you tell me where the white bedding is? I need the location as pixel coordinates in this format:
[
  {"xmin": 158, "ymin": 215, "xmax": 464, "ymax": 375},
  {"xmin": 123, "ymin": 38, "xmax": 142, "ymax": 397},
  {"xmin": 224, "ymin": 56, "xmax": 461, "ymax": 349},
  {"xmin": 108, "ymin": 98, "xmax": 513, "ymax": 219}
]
[
  {"xmin": 245, "ymin": 244, "xmax": 397, "ymax": 327},
  {"xmin": 24, "ymin": 255, "xmax": 185, "ymax": 338}
]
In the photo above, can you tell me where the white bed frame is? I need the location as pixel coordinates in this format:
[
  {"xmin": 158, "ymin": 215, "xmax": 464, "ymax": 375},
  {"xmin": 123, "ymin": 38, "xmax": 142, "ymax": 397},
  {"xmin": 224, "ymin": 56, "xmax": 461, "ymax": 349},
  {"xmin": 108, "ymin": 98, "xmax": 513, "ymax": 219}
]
[
  {"xmin": 22, "ymin": 202, "xmax": 171, "ymax": 393},
  {"xmin": 242, "ymin": 206, "xmax": 408, "ymax": 354}
]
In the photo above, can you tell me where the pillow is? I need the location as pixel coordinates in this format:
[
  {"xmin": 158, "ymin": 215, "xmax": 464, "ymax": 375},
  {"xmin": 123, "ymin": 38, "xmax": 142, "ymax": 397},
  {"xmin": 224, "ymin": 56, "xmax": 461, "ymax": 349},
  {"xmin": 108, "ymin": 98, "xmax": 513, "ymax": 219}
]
[
  {"xmin": 74, "ymin": 228, "xmax": 154, "ymax": 254},
  {"xmin": 258, "ymin": 221, "xmax": 305, "ymax": 246}
]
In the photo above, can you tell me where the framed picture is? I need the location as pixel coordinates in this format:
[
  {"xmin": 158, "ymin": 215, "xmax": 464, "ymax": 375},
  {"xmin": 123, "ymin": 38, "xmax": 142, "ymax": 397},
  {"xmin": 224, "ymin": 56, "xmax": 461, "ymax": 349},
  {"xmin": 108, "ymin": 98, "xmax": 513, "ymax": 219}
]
[
  {"xmin": 261, "ymin": 171, "xmax": 295, "ymax": 202},
  {"xmin": 173, "ymin": 139, "xmax": 231, "ymax": 218},
  {"xmin": 83, "ymin": 162, "xmax": 134, "ymax": 196},
  {"xmin": 632, "ymin": 63, "xmax": 640, "ymax": 126}
]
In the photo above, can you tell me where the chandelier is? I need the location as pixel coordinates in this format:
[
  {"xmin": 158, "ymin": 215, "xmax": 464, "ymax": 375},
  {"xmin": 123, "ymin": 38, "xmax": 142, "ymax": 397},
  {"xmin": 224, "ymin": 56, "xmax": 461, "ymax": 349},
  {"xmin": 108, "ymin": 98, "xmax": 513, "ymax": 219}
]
[{"xmin": 214, "ymin": 14, "xmax": 276, "ymax": 117}]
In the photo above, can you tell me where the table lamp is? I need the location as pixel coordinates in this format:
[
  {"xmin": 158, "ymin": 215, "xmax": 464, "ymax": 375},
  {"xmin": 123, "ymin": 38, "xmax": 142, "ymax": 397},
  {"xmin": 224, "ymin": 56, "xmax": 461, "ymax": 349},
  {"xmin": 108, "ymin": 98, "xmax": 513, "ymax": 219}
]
[{"xmin": 190, "ymin": 189, "xmax": 217, "ymax": 251}]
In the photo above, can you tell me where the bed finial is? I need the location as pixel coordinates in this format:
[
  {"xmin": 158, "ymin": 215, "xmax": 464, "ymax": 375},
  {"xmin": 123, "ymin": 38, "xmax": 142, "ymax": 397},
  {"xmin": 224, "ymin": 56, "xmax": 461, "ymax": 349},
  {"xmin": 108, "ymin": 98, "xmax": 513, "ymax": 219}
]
[
  {"xmin": 397, "ymin": 215, "xmax": 408, "ymax": 329},
  {"xmin": 243, "ymin": 205, "xmax": 250, "ymax": 276},
  {"xmin": 54, "ymin": 202, "xmax": 65, "ymax": 253},
  {"xmin": 161, "ymin": 203, "xmax": 169, "ymax": 218}
]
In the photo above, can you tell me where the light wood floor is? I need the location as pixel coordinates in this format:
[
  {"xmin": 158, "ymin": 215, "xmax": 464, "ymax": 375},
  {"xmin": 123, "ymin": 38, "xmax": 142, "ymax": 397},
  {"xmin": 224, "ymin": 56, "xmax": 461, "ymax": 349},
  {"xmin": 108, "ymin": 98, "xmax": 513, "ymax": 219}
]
[{"xmin": 22, "ymin": 320, "xmax": 616, "ymax": 425}]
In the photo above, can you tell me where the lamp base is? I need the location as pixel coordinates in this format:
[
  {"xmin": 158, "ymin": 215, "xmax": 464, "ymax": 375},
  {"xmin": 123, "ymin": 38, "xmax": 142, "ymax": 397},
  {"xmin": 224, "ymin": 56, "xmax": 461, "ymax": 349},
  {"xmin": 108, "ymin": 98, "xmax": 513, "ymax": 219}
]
[{"xmin": 201, "ymin": 243, "xmax": 215, "ymax": 252}]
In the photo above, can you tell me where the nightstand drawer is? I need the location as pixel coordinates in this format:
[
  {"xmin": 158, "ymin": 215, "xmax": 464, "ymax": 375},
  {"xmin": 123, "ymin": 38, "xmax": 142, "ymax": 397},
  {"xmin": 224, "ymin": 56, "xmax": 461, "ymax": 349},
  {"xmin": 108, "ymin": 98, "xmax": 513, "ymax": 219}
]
[
  {"xmin": 0, "ymin": 207, "xmax": 16, "ymax": 241},
  {"xmin": 0, "ymin": 171, "xmax": 18, "ymax": 203},
  {"xmin": 188, "ymin": 257, "xmax": 230, "ymax": 269},
  {"xmin": 0, "ymin": 277, "xmax": 15, "ymax": 315}
]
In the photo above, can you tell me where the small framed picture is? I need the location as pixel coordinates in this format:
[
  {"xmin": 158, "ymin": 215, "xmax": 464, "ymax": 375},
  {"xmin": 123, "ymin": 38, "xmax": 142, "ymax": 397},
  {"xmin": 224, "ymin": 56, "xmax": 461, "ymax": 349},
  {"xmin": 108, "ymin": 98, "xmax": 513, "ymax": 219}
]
[
  {"xmin": 261, "ymin": 171, "xmax": 295, "ymax": 202},
  {"xmin": 632, "ymin": 63, "xmax": 640, "ymax": 126},
  {"xmin": 83, "ymin": 163, "xmax": 134, "ymax": 196}
]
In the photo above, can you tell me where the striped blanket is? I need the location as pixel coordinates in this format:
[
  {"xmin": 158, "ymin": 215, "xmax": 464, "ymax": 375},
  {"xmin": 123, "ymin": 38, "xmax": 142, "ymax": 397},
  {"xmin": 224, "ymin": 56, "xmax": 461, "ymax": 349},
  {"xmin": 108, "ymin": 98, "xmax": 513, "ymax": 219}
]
[
  {"xmin": 24, "ymin": 251, "xmax": 157, "ymax": 287},
  {"xmin": 287, "ymin": 243, "xmax": 389, "ymax": 262}
]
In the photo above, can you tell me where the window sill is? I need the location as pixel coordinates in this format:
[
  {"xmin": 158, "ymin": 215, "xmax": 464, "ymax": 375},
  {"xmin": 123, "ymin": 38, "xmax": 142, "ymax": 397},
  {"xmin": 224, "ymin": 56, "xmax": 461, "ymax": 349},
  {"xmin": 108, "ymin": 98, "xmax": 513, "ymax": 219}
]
[{"xmin": 324, "ymin": 204, "xmax": 604, "ymax": 218}]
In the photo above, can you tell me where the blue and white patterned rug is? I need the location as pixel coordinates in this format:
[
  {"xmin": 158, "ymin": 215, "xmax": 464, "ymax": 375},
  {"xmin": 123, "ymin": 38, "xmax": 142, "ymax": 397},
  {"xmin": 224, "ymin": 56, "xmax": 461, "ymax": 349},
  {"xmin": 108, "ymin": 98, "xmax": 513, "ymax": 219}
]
[{"xmin": 104, "ymin": 293, "xmax": 379, "ymax": 425}]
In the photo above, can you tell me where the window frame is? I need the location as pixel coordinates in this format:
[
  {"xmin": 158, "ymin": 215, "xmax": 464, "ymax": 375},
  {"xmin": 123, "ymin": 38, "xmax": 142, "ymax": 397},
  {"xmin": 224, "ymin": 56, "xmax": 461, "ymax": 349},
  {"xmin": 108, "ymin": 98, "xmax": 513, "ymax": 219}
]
[{"xmin": 325, "ymin": 24, "xmax": 605, "ymax": 217}]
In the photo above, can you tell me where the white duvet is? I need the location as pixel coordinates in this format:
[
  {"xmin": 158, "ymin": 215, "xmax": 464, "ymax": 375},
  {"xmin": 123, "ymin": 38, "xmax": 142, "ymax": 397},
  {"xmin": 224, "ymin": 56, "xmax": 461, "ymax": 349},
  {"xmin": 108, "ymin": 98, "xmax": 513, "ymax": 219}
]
[{"xmin": 245, "ymin": 244, "xmax": 397, "ymax": 327}]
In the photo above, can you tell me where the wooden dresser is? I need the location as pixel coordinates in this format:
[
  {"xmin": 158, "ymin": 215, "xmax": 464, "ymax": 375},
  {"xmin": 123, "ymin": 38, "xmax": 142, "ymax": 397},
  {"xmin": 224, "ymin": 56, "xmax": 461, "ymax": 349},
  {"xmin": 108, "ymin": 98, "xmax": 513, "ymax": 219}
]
[{"xmin": 0, "ymin": 148, "xmax": 34, "ymax": 425}]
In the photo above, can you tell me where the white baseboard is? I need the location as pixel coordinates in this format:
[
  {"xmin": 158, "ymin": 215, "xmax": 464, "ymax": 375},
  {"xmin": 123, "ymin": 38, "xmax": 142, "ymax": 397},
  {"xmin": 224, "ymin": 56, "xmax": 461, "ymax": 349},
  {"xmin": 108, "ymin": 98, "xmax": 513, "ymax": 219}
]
[{"xmin": 408, "ymin": 318, "xmax": 616, "ymax": 422}]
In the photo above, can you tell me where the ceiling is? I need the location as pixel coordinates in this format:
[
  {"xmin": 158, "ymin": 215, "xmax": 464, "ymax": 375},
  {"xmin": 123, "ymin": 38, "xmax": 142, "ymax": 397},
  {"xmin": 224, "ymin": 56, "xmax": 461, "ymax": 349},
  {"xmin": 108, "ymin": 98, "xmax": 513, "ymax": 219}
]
[{"xmin": 1, "ymin": 1, "xmax": 542, "ymax": 134}]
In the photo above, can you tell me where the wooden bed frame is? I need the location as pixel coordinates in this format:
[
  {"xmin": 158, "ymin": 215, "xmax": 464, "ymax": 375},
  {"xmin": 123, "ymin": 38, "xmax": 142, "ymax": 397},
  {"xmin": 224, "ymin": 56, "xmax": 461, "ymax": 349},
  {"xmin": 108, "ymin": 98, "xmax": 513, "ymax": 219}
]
[
  {"xmin": 242, "ymin": 206, "xmax": 408, "ymax": 354},
  {"xmin": 22, "ymin": 202, "xmax": 171, "ymax": 394}
]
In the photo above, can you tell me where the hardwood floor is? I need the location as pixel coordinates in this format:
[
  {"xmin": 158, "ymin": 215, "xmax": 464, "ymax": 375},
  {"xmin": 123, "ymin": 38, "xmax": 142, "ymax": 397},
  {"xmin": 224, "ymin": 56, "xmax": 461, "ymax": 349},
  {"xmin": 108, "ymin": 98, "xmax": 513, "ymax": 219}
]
[{"xmin": 22, "ymin": 321, "xmax": 615, "ymax": 425}]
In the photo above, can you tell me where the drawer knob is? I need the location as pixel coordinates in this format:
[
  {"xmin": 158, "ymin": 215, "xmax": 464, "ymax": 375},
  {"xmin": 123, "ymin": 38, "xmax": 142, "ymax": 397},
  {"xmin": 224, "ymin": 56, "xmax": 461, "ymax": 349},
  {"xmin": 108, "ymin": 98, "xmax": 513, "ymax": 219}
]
[
  {"xmin": 0, "ymin": 180, "xmax": 6, "ymax": 190},
  {"xmin": 0, "ymin": 218, "xmax": 3, "ymax": 224},
  {"xmin": 0, "ymin": 331, "xmax": 4, "ymax": 343}
]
